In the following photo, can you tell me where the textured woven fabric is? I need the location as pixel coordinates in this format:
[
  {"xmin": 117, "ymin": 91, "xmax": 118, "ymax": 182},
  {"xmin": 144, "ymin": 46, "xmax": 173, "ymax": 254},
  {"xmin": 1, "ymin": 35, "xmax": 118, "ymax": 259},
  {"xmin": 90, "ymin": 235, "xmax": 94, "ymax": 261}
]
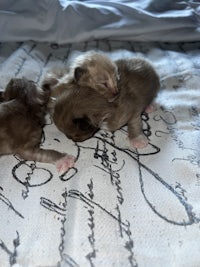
[{"xmin": 0, "ymin": 40, "xmax": 200, "ymax": 267}]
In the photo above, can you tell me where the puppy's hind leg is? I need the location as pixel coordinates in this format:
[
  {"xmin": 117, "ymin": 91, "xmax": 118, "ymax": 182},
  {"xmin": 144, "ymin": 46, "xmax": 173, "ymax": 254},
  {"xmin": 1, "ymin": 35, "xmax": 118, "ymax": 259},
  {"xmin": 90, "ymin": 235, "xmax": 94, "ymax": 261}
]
[
  {"xmin": 17, "ymin": 148, "xmax": 76, "ymax": 174},
  {"xmin": 128, "ymin": 114, "xmax": 149, "ymax": 149}
]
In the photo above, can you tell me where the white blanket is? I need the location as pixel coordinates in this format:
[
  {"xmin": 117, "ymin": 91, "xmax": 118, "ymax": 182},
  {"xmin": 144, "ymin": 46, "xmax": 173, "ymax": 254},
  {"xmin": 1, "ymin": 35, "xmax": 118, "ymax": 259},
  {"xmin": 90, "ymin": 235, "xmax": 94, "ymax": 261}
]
[{"xmin": 0, "ymin": 40, "xmax": 200, "ymax": 267}]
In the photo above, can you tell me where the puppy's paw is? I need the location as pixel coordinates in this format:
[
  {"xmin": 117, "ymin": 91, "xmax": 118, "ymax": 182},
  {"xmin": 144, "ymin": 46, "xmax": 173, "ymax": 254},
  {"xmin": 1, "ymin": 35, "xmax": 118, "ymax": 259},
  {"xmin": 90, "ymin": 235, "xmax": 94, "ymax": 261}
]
[
  {"xmin": 55, "ymin": 155, "xmax": 76, "ymax": 174},
  {"xmin": 129, "ymin": 134, "xmax": 149, "ymax": 149},
  {"xmin": 145, "ymin": 104, "xmax": 155, "ymax": 113}
]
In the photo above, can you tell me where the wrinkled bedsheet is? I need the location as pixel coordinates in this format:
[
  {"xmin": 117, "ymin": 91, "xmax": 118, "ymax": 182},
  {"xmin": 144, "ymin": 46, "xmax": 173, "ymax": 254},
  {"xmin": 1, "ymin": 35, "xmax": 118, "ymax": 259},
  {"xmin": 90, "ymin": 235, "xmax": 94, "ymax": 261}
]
[
  {"xmin": 0, "ymin": 0, "xmax": 200, "ymax": 43},
  {"xmin": 0, "ymin": 40, "xmax": 200, "ymax": 267}
]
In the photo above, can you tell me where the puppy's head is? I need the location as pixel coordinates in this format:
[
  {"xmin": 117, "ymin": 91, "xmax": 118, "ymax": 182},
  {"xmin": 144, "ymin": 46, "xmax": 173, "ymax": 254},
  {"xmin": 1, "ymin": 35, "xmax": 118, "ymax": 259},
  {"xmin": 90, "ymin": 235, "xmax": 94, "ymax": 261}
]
[
  {"xmin": 71, "ymin": 51, "xmax": 119, "ymax": 102},
  {"xmin": 52, "ymin": 86, "xmax": 99, "ymax": 142},
  {"xmin": 4, "ymin": 78, "xmax": 50, "ymax": 106}
]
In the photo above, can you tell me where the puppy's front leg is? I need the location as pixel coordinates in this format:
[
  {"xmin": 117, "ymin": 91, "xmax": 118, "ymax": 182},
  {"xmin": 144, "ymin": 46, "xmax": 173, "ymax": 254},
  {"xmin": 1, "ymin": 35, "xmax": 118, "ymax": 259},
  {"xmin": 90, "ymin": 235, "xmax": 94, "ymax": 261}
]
[
  {"xmin": 128, "ymin": 114, "xmax": 148, "ymax": 149},
  {"xmin": 17, "ymin": 148, "xmax": 75, "ymax": 174}
]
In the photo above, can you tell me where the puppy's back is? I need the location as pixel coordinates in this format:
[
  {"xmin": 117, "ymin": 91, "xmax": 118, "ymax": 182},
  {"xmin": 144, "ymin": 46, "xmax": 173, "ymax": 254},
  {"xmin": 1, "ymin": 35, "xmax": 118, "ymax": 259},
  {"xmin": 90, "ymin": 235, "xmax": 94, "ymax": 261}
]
[{"xmin": 116, "ymin": 58, "xmax": 160, "ymax": 98}]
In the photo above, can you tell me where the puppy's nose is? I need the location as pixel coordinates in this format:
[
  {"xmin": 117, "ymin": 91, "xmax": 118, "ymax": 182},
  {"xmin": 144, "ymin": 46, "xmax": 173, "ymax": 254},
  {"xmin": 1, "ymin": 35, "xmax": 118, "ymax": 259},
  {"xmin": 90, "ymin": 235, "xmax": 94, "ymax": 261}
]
[
  {"xmin": 113, "ymin": 87, "xmax": 119, "ymax": 95},
  {"xmin": 108, "ymin": 85, "xmax": 119, "ymax": 96}
]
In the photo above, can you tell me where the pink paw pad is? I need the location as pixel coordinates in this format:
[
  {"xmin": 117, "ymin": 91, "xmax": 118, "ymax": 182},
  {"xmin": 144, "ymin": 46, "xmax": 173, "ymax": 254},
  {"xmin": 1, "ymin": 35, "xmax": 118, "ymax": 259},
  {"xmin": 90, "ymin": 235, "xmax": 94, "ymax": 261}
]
[
  {"xmin": 56, "ymin": 155, "xmax": 76, "ymax": 174},
  {"xmin": 145, "ymin": 104, "xmax": 155, "ymax": 113},
  {"xmin": 130, "ymin": 134, "xmax": 149, "ymax": 149}
]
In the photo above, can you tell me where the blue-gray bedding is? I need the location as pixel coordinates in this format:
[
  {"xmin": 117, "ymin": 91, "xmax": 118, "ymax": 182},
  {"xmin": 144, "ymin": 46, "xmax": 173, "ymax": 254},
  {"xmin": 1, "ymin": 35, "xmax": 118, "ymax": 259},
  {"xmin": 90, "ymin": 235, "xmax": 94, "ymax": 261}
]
[{"xmin": 0, "ymin": 0, "xmax": 199, "ymax": 43}]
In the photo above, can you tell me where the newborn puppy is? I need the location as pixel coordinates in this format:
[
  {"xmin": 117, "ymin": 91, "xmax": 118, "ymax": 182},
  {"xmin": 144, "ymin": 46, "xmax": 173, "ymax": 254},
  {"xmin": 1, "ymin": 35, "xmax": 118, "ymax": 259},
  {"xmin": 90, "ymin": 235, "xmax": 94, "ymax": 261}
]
[
  {"xmin": 42, "ymin": 53, "xmax": 160, "ymax": 148},
  {"xmin": 0, "ymin": 78, "xmax": 75, "ymax": 174},
  {"xmin": 74, "ymin": 55, "xmax": 160, "ymax": 149}
]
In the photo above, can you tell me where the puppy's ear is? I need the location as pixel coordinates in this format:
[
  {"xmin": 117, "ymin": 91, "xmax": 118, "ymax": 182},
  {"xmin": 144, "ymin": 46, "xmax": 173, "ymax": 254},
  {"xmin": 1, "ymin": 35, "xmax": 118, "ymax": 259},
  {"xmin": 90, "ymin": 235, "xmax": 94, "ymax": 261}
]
[
  {"xmin": 4, "ymin": 79, "xmax": 21, "ymax": 101},
  {"xmin": 74, "ymin": 67, "xmax": 87, "ymax": 82}
]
